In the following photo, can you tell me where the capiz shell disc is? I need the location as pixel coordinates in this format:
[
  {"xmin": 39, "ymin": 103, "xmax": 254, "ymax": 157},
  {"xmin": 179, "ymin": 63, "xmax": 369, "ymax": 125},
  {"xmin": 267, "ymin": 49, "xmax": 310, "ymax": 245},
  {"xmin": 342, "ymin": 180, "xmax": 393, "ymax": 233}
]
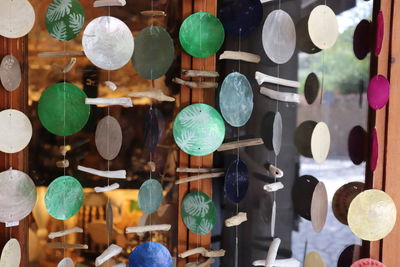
[
  {"xmin": 262, "ymin": 10, "xmax": 296, "ymax": 64},
  {"xmin": 225, "ymin": 159, "xmax": 249, "ymax": 203},
  {"xmin": 351, "ymin": 258, "xmax": 386, "ymax": 267},
  {"xmin": 173, "ymin": 103, "xmax": 225, "ymax": 156},
  {"xmin": 0, "ymin": 109, "xmax": 32, "ymax": 153},
  {"xmin": 0, "ymin": 169, "xmax": 37, "ymax": 223},
  {"xmin": 138, "ymin": 179, "xmax": 163, "ymax": 214},
  {"xmin": 219, "ymin": 72, "xmax": 253, "ymax": 127},
  {"xmin": 95, "ymin": 115, "xmax": 122, "ymax": 160},
  {"xmin": 311, "ymin": 122, "xmax": 330, "ymax": 164},
  {"xmin": 308, "ymin": 5, "xmax": 338, "ymax": 50},
  {"xmin": 129, "ymin": 242, "xmax": 172, "ymax": 267},
  {"xmin": 0, "ymin": 55, "xmax": 21, "ymax": 91},
  {"xmin": 57, "ymin": 257, "xmax": 74, "ymax": 267},
  {"xmin": 38, "ymin": 82, "xmax": 90, "ymax": 136},
  {"xmin": 0, "ymin": 239, "xmax": 21, "ymax": 267},
  {"xmin": 0, "ymin": 0, "xmax": 35, "ymax": 38},
  {"xmin": 348, "ymin": 189, "xmax": 396, "ymax": 241},
  {"xmin": 367, "ymin": 74, "xmax": 390, "ymax": 110},
  {"xmin": 45, "ymin": 176, "xmax": 84, "ymax": 220},
  {"xmin": 375, "ymin": 11, "xmax": 384, "ymax": 56},
  {"xmin": 144, "ymin": 108, "xmax": 160, "ymax": 152},
  {"xmin": 132, "ymin": 26, "xmax": 175, "ymax": 80},
  {"xmin": 82, "ymin": 16, "xmax": 134, "ymax": 70},
  {"xmin": 353, "ymin": 19, "xmax": 371, "ymax": 60},
  {"xmin": 304, "ymin": 72, "xmax": 319, "ymax": 105},
  {"xmin": 332, "ymin": 182, "xmax": 364, "ymax": 225},
  {"xmin": 179, "ymin": 12, "xmax": 225, "ymax": 58},
  {"xmin": 311, "ymin": 182, "xmax": 328, "ymax": 232},
  {"xmin": 348, "ymin": 126, "xmax": 367, "ymax": 165},
  {"xmin": 370, "ymin": 128, "xmax": 378, "ymax": 172},
  {"xmin": 45, "ymin": 0, "xmax": 85, "ymax": 41},
  {"xmin": 292, "ymin": 175, "xmax": 319, "ymax": 220},
  {"xmin": 181, "ymin": 191, "xmax": 217, "ymax": 235},
  {"xmin": 337, "ymin": 245, "xmax": 361, "ymax": 267},
  {"xmin": 304, "ymin": 251, "xmax": 325, "ymax": 267}
]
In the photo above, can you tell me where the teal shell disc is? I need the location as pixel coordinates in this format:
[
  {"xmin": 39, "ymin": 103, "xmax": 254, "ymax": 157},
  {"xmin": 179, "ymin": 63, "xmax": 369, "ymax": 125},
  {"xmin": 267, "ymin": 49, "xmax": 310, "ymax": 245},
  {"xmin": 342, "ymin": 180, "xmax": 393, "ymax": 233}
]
[{"xmin": 138, "ymin": 179, "xmax": 163, "ymax": 214}]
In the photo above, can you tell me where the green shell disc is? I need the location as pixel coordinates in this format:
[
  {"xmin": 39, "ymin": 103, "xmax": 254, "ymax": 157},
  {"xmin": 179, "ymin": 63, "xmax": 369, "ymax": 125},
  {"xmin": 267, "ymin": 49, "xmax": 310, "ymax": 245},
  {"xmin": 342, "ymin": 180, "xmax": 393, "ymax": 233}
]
[
  {"xmin": 181, "ymin": 191, "xmax": 216, "ymax": 235},
  {"xmin": 132, "ymin": 26, "xmax": 175, "ymax": 80},
  {"xmin": 138, "ymin": 179, "xmax": 163, "ymax": 214},
  {"xmin": 45, "ymin": 0, "xmax": 85, "ymax": 41},
  {"xmin": 38, "ymin": 82, "xmax": 90, "ymax": 136},
  {"xmin": 45, "ymin": 176, "xmax": 84, "ymax": 220},
  {"xmin": 179, "ymin": 12, "xmax": 225, "ymax": 58},
  {"xmin": 173, "ymin": 103, "xmax": 225, "ymax": 156}
]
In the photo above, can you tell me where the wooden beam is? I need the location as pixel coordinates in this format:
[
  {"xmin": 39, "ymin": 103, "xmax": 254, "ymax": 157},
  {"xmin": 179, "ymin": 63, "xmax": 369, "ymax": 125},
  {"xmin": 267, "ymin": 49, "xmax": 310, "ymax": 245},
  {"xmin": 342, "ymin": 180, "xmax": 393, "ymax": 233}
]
[{"xmin": 0, "ymin": 36, "xmax": 29, "ymax": 267}]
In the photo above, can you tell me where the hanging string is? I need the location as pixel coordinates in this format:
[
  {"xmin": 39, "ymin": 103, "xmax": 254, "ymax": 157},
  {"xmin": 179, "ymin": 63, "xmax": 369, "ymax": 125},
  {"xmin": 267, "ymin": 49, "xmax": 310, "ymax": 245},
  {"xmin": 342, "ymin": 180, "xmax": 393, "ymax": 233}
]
[
  {"xmin": 63, "ymin": 37, "xmax": 67, "ymax": 261},
  {"xmin": 107, "ymin": 5, "xmax": 111, "ymax": 247}
]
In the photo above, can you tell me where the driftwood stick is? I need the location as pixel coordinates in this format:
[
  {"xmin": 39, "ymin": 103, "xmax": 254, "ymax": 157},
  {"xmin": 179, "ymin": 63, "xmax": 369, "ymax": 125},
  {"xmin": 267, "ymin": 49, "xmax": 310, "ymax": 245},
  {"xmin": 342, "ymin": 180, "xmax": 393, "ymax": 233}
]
[
  {"xmin": 38, "ymin": 51, "xmax": 85, "ymax": 58},
  {"xmin": 48, "ymin": 227, "xmax": 83, "ymax": 239},
  {"xmin": 95, "ymin": 244, "xmax": 123, "ymax": 266},
  {"xmin": 94, "ymin": 183, "xmax": 120, "ymax": 193},
  {"xmin": 225, "ymin": 212, "xmax": 247, "ymax": 227},
  {"xmin": 219, "ymin": 51, "xmax": 261, "ymax": 63},
  {"xmin": 47, "ymin": 242, "xmax": 88, "ymax": 249},
  {"xmin": 252, "ymin": 258, "xmax": 301, "ymax": 267},
  {"xmin": 176, "ymin": 168, "xmax": 224, "ymax": 173},
  {"xmin": 148, "ymin": 161, "xmax": 156, "ymax": 172},
  {"xmin": 78, "ymin": 165, "xmax": 127, "ymax": 179},
  {"xmin": 271, "ymin": 200, "xmax": 276, "ymax": 237},
  {"xmin": 259, "ymin": 87, "xmax": 300, "ymax": 103},
  {"xmin": 265, "ymin": 238, "xmax": 281, "ymax": 267},
  {"xmin": 265, "ymin": 163, "xmax": 284, "ymax": 178},
  {"xmin": 178, "ymin": 247, "xmax": 226, "ymax": 258},
  {"xmin": 112, "ymin": 264, "xmax": 126, "ymax": 267},
  {"xmin": 52, "ymin": 58, "xmax": 77, "ymax": 74},
  {"xmin": 175, "ymin": 172, "xmax": 224, "ymax": 185},
  {"xmin": 217, "ymin": 138, "xmax": 264, "ymax": 152},
  {"xmin": 255, "ymin": 71, "xmax": 300, "ymax": 88},
  {"xmin": 105, "ymin": 81, "xmax": 117, "ymax": 91},
  {"xmin": 129, "ymin": 90, "xmax": 175, "ymax": 102},
  {"xmin": 94, "ymin": 0, "xmax": 126, "ymax": 7},
  {"xmin": 126, "ymin": 224, "xmax": 171, "ymax": 234},
  {"xmin": 85, "ymin": 98, "xmax": 133, "ymax": 107},
  {"xmin": 172, "ymin": 77, "xmax": 218, "ymax": 89},
  {"xmin": 182, "ymin": 69, "xmax": 219, "ymax": 78},
  {"xmin": 56, "ymin": 160, "xmax": 69, "ymax": 168},
  {"xmin": 184, "ymin": 258, "xmax": 215, "ymax": 267},
  {"xmin": 263, "ymin": 182, "xmax": 284, "ymax": 192},
  {"xmin": 140, "ymin": 10, "xmax": 166, "ymax": 16}
]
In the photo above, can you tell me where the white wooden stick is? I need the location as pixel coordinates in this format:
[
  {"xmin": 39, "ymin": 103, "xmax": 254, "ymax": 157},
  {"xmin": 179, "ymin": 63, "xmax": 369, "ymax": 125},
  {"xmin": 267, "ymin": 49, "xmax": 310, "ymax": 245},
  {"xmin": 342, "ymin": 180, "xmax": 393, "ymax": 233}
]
[
  {"xmin": 265, "ymin": 238, "xmax": 281, "ymax": 267},
  {"xmin": 85, "ymin": 98, "xmax": 133, "ymax": 107},
  {"xmin": 95, "ymin": 244, "xmax": 123, "ymax": 266},
  {"xmin": 172, "ymin": 78, "xmax": 218, "ymax": 89},
  {"xmin": 129, "ymin": 90, "xmax": 175, "ymax": 102},
  {"xmin": 175, "ymin": 172, "xmax": 224, "ymax": 185},
  {"xmin": 53, "ymin": 58, "xmax": 77, "ymax": 73},
  {"xmin": 47, "ymin": 243, "xmax": 88, "ymax": 249},
  {"xmin": 178, "ymin": 247, "xmax": 226, "ymax": 258},
  {"xmin": 219, "ymin": 51, "xmax": 261, "ymax": 63},
  {"xmin": 252, "ymin": 258, "xmax": 300, "ymax": 267},
  {"xmin": 184, "ymin": 258, "xmax": 215, "ymax": 267},
  {"xmin": 56, "ymin": 160, "xmax": 69, "ymax": 168},
  {"xmin": 94, "ymin": 0, "xmax": 126, "ymax": 7},
  {"xmin": 78, "ymin": 165, "xmax": 127, "ymax": 179},
  {"xmin": 112, "ymin": 264, "xmax": 126, "ymax": 267},
  {"xmin": 105, "ymin": 81, "xmax": 117, "ymax": 91},
  {"xmin": 38, "ymin": 51, "xmax": 85, "ymax": 58},
  {"xmin": 182, "ymin": 69, "xmax": 219, "ymax": 78},
  {"xmin": 255, "ymin": 71, "xmax": 300, "ymax": 88},
  {"xmin": 148, "ymin": 161, "xmax": 156, "ymax": 172},
  {"xmin": 126, "ymin": 224, "xmax": 171, "ymax": 234},
  {"xmin": 140, "ymin": 10, "xmax": 166, "ymax": 16},
  {"xmin": 259, "ymin": 87, "xmax": 300, "ymax": 103},
  {"xmin": 218, "ymin": 138, "xmax": 264, "ymax": 152},
  {"xmin": 266, "ymin": 164, "xmax": 284, "ymax": 178},
  {"xmin": 271, "ymin": 200, "xmax": 276, "ymax": 237},
  {"xmin": 176, "ymin": 168, "xmax": 224, "ymax": 173},
  {"xmin": 264, "ymin": 182, "xmax": 284, "ymax": 192},
  {"xmin": 48, "ymin": 227, "xmax": 83, "ymax": 239},
  {"xmin": 225, "ymin": 212, "xmax": 247, "ymax": 227},
  {"xmin": 260, "ymin": 0, "xmax": 275, "ymax": 3},
  {"xmin": 94, "ymin": 183, "xmax": 120, "ymax": 193}
]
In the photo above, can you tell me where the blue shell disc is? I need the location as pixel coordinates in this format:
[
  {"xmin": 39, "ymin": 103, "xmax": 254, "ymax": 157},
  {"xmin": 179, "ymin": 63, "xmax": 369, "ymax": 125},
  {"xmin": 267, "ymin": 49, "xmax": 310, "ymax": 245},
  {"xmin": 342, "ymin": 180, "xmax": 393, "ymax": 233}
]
[
  {"xmin": 219, "ymin": 72, "xmax": 253, "ymax": 127},
  {"xmin": 144, "ymin": 108, "xmax": 160, "ymax": 152},
  {"xmin": 218, "ymin": 0, "xmax": 263, "ymax": 36},
  {"xmin": 129, "ymin": 242, "xmax": 172, "ymax": 267},
  {"xmin": 225, "ymin": 159, "xmax": 249, "ymax": 203}
]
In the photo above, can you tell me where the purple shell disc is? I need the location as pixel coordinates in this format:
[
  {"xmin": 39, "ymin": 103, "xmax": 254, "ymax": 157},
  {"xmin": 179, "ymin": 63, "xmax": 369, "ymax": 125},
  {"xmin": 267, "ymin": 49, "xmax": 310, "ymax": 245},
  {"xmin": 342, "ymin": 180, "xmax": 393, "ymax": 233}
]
[{"xmin": 370, "ymin": 128, "xmax": 378, "ymax": 172}]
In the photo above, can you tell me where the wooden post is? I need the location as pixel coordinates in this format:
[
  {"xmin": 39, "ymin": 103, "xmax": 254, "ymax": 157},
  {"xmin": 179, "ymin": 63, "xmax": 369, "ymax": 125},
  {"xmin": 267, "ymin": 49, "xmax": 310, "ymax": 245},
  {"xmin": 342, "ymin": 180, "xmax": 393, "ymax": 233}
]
[
  {"xmin": 0, "ymin": 36, "xmax": 29, "ymax": 266},
  {"xmin": 177, "ymin": 0, "xmax": 217, "ymax": 265}
]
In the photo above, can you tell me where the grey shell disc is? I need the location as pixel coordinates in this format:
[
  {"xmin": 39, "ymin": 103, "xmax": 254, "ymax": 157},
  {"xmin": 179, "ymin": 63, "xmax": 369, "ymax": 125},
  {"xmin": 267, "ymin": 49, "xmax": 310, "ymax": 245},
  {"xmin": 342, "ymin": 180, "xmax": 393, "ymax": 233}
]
[
  {"xmin": 0, "ymin": 239, "xmax": 21, "ymax": 267},
  {"xmin": 0, "ymin": 55, "xmax": 21, "ymax": 92},
  {"xmin": 219, "ymin": 72, "xmax": 253, "ymax": 127},
  {"xmin": 0, "ymin": 0, "xmax": 35, "ymax": 38},
  {"xmin": 95, "ymin": 115, "xmax": 123, "ymax": 161},
  {"xmin": 262, "ymin": 10, "xmax": 296, "ymax": 64},
  {"xmin": 132, "ymin": 26, "xmax": 175, "ymax": 80},
  {"xmin": 262, "ymin": 112, "xmax": 282, "ymax": 155},
  {"xmin": 82, "ymin": 16, "xmax": 134, "ymax": 70},
  {"xmin": 0, "ymin": 109, "xmax": 32, "ymax": 154},
  {"xmin": 0, "ymin": 169, "xmax": 37, "ymax": 223}
]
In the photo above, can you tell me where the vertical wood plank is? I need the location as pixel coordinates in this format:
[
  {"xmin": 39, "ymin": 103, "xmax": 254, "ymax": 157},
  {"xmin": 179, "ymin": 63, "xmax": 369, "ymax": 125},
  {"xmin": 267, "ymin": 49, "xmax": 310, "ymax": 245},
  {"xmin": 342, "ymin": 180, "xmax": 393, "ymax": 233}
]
[{"xmin": 0, "ymin": 36, "xmax": 29, "ymax": 267}]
